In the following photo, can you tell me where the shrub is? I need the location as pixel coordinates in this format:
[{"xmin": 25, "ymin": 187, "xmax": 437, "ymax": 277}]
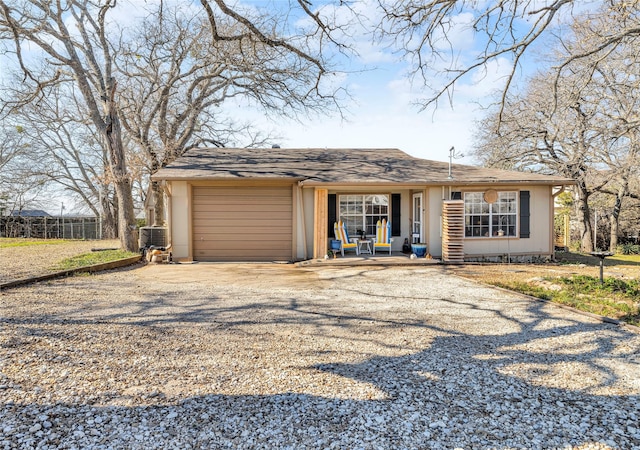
[{"xmin": 618, "ymin": 243, "xmax": 640, "ymax": 255}]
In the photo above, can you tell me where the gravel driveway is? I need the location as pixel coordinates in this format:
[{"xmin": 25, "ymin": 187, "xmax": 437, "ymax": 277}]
[{"xmin": 1, "ymin": 263, "xmax": 639, "ymax": 449}]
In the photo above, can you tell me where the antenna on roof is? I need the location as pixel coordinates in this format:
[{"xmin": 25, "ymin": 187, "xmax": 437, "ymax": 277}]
[{"xmin": 447, "ymin": 146, "xmax": 464, "ymax": 180}]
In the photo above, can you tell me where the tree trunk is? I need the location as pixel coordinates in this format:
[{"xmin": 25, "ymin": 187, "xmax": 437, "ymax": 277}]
[
  {"xmin": 101, "ymin": 193, "xmax": 118, "ymax": 239},
  {"xmin": 609, "ymin": 183, "xmax": 627, "ymax": 252},
  {"xmin": 575, "ymin": 185, "xmax": 594, "ymax": 252},
  {"xmin": 610, "ymin": 212, "xmax": 619, "ymax": 252},
  {"xmin": 113, "ymin": 177, "xmax": 137, "ymax": 250},
  {"xmin": 104, "ymin": 82, "xmax": 138, "ymax": 252},
  {"xmin": 152, "ymin": 180, "xmax": 165, "ymax": 226}
]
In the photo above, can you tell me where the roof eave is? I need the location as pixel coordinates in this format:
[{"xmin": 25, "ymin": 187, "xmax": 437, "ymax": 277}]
[
  {"xmin": 299, "ymin": 179, "xmax": 576, "ymax": 187},
  {"xmin": 151, "ymin": 175, "xmax": 305, "ymax": 183}
]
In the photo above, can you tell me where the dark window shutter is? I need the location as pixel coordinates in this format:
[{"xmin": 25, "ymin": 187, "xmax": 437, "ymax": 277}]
[
  {"xmin": 520, "ymin": 190, "xmax": 530, "ymax": 238},
  {"xmin": 391, "ymin": 193, "xmax": 401, "ymax": 236},
  {"xmin": 328, "ymin": 194, "xmax": 337, "ymax": 237},
  {"xmin": 451, "ymin": 191, "xmax": 462, "ymax": 200}
]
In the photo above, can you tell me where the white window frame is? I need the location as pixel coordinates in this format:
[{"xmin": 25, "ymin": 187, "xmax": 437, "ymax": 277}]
[
  {"xmin": 464, "ymin": 191, "xmax": 518, "ymax": 238},
  {"xmin": 339, "ymin": 194, "xmax": 389, "ymax": 237}
]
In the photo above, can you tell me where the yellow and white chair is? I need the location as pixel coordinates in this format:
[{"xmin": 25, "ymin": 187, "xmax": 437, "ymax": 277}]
[
  {"xmin": 334, "ymin": 221, "xmax": 359, "ymax": 256},
  {"xmin": 373, "ymin": 219, "xmax": 393, "ymax": 255}
]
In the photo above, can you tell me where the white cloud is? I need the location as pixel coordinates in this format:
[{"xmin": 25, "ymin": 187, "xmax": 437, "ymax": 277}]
[
  {"xmin": 295, "ymin": 0, "xmax": 397, "ymax": 66},
  {"xmin": 431, "ymin": 12, "xmax": 476, "ymax": 52},
  {"xmin": 455, "ymin": 56, "xmax": 514, "ymax": 100},
  {"xmin": 354, "ymin": 42, "xmax": 396, "ymax": 65}
]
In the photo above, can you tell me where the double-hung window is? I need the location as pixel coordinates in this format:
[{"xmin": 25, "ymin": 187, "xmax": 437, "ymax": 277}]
[
  {"xmin": 339, "ymin": 194, "xmax": 389, "ymax": 237},
  {"xmin": 464, "ymin": 192, "xmax": 517, "ymax": 237}
]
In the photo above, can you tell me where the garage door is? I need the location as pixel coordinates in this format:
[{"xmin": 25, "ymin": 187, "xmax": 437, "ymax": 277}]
[{"xmin": 192, "ymin": 186, "xmax": 293, "ymax": 261}]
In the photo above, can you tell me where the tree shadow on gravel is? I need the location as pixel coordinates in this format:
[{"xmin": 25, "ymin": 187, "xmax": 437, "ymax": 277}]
[{"xmin": 1, "ymin": 267, "xmax": 639, "ymax": 449}]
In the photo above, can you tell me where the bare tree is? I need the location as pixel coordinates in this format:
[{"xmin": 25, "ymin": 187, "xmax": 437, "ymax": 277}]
[
  {"xmin": 0, "ymin": 0, "xmax": 138, "ymax": 250},
  {"xmin": 0, "ymin": 119, "xmax": 25, "ymax": 177},
  {"xmin": 115, "ymin": 5, "xmax": 301, "ymax": 225},
  {"xmin": 474, "ymin": 74, "xmax": 607, "ymax": 251},
  {"xmin": 474, "ymin": 8, "xmax": 640, "ymax": 252},
  {"xmin": 594, "ymin": 73, "xmax": 640, "ymax": 251},
  {"xmin": 375, "ymin": 0, "xmax": 640, "ymax": 112},
  {"xmin": 1, "ymin": 0, "xmax": 349, "ymax": 241},
  {"xmin": 548, "ymin": 7, "xmax": 640, "ymax": 251},
  {"xmin": 2, "ymin": 77, "xmax": 120, "ymax": 237},
  {"xmin": 118, "ymin": 1, "xmax": 349, "ymax": 226},
  {"xmin": 0, "ymin": 121, "xmax": 49, "ymax": 217}
]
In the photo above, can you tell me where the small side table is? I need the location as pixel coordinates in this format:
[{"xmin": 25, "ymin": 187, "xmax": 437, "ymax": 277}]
[{"xmin": 358, "ymin": 239, "xmax": 372, "ymax": 255}]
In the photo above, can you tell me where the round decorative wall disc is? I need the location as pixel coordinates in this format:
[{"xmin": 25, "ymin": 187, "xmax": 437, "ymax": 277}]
[{"xmin": 484, "ymin": 189, "xmax": 498, "ymax": 204}]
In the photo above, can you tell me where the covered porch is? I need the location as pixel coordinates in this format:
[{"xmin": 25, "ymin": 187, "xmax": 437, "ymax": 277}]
[{"xmin": 297, "ymin": 252, "xmax": 441, "ymax": 267}]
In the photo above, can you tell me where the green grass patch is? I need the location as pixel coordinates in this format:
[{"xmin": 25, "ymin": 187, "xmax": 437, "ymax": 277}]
[
  {"xmin": 493, "ymin": 281, "xmax": 554, "ymax": 301},
  {"xmin": 0, "ymin": 238, "xmax": 75, "ymax": 248},
  {"xmin": 493, "ymin": 275, "xmax": 640, "ymax": 326},
  {"xmin": 51, "ymin": 250, "xmax": 138, "ymax": 271},
  {"xmin": 556, "ymin": 252, "xmax": 640, "ymax": 266},
  {"xmin": 556, "ymin": 275, "xmax": 640, "ymax": 297},
  {"xmin": 608, "ymin": 254, "xmax": 640, "ymax": 265}
]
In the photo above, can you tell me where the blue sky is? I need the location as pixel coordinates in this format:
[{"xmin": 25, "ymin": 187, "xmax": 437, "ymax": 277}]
[
  {"xmin": 1, "ymin": 0, "xmax": 585, "ymax": 213},
  {"xmin": 227, "ymin": 0, "xmax": 535, "ymax": 164},
  {"xmin": 243, "ymin": 0, "xmax": 596, "ymax": 163},
  {"xmin": 2, "ymin": 1, "xmax": 571, "ymax": 171},
  {"xmin": 269, "ymin": 62, "xmax": 510, "ymax": 164},
  {"xmin": 0, "ymin": 0, "xmax": 558, "ymax": 166}
]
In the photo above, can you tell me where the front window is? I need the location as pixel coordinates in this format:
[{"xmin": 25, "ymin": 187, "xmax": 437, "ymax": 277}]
[
  {"xmin": 464, "ymin": 192, "xmax": 517, "ymax": 237},
  {"xmin": 339, "ymin": 194, "xmax": 389, "ymax": 237}
]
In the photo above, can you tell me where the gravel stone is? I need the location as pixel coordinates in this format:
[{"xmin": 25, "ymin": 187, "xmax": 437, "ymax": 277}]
[{"xmin": 1, "ymin": 263, "xmax": 638, "ymax": 449}]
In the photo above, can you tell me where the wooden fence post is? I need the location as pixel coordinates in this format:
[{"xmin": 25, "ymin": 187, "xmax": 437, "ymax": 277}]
[{"xmin": 314, "ymin": 188, "xmax": 328, "ymax": 259}]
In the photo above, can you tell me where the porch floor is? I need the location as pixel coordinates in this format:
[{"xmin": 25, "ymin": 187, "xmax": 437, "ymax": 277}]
[{"xmin": 297, "ymin": 252, "xmax": 441, "ymax": 267}]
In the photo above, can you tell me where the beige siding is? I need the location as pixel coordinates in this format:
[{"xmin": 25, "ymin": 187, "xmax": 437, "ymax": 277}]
[
  {"xmin": 168, "ymin": 181, "xmax": 191, "ymax": 261},
  {"xmin": 192, "ymin": 186, "xmax": 292, "ymax": 261}
]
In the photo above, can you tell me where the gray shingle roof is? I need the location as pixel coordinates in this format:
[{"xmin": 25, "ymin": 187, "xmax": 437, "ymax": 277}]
[{"xmin": 152, "ymin": 148, "xmax": 574, "ymax": 185}]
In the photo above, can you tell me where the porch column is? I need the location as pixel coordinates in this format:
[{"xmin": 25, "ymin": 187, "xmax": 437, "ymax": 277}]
[{"xmin": 313, "ymin": 188, "xmax": 328, "ymax": 259}]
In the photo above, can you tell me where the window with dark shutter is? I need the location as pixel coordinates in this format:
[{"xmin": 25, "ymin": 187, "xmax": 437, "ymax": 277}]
[
  {"xmin": 391, "ymin": 193, "xmax": 401, "ymax": 236},
  {"xmin": 462, "ymin": 191, "xmax": 517, "ymax": 237},
  {"xmin": 520, "ymin": 191, "xmax": 530, "ymax": 238}
]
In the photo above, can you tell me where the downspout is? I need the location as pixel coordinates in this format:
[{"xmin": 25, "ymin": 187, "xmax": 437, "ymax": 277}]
[
  {"xmin": 551, "ymin": 185, "xmax": 566, "ymax": 260},
  {"xmin": 162, "ymin": 181, "xmax": 172, "ymax": 250},
  {"xmin": 441, "ymin": 186, "xmax": 446, "ymax": 238},
  {"xmin": 298, "ymin": 180, "xmax": 308, "ymax": 260}
]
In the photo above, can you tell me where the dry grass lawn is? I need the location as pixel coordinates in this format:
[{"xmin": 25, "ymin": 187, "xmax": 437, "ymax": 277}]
[
  {"xmin": 0, "ymin": 238, "xmax": 121, "ymax": 282},
  {"xmin": 448, "ymin": 252, "xmax": 640, "ymax": 284},
  {"xmin": 447, "ymin": 252, "xmax": 640, "ymax": 325}
]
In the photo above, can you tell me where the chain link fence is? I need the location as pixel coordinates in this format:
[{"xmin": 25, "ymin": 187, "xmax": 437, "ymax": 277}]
[{"xmin": 1, "ymin": 216, "xmax": 102, "ymax": 240}]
